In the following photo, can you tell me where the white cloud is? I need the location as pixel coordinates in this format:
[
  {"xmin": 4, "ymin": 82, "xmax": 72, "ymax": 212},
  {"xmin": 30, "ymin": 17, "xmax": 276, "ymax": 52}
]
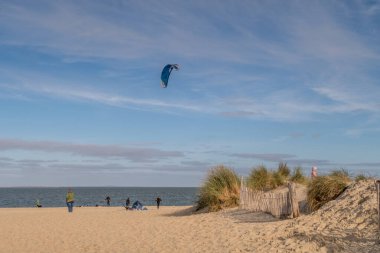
[
  {"xmin": 312, "ymin": 86, "xmax": 380, "ymax": 113},
  {"xmin": 0, "ymin": 72, "xmax": 203, "ymax": 112},
  {"xmin": 231, "ymin": 153, "xmax": 296, "ymax": 162},
  {"xmin": 2, "ymin": 0, "xmax": 376, "ymax": 65},
  {"xmin": 345, "ymin": 126, "xmax": 380, "ymax": 137},
  {"xmin": 1, "ymin": 0, "xmax": 380, "ymax": 123},
  {"xmin": 0, "ymin": 138, "xmax": 184, "ymax": 162}
]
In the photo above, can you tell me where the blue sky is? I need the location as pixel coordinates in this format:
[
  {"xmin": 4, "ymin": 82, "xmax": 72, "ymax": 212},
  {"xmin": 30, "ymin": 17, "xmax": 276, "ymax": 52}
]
[{"xmin": 0, "ymin": 0, "xmax": 379, "ymax": 186}]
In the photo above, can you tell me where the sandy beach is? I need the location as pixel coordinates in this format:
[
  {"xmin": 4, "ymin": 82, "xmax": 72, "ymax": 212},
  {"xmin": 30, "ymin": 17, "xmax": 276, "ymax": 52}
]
[{"xmin": 1, "ymin": 180, "xmax": 379, "ymax": 253}]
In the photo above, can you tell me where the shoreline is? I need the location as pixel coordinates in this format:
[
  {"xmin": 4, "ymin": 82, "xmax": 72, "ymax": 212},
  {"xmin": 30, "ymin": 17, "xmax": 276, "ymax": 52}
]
[{"xmin": 0, "ymin": 205, "xmax": 193, "ymax": 209}]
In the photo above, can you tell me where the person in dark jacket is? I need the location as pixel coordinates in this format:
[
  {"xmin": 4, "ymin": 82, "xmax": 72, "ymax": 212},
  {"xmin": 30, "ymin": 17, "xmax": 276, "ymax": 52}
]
[
  {"xmin": 105, "ymin": 196, "xmax": 111, "ymax": 206},
  {"xmin": 156, "ymin": 197, "xmax": 162, "ymax": 209},
  {"xmin": 126, "ymin": 197, "xmax": 130, "ymax": 207}
]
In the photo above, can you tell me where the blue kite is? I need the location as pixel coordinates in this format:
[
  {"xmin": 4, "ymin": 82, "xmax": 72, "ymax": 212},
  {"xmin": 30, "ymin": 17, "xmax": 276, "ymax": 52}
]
[{"xmin": 160, "ymin": 64, "xmax": 179, "ymax": 88}]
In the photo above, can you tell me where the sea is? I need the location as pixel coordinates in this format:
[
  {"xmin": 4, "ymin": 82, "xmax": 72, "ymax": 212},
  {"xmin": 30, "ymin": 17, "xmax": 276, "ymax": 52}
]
[{"xmin": 0, "ymin": 187, "xmax": 199, "ymax": 208}]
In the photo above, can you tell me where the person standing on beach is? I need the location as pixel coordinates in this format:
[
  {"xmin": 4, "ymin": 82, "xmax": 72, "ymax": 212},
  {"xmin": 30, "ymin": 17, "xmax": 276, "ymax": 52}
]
[
  {"xmin": 35, "ymin": 199, "xmax": 42, "ymax": 208},
  {"xmin": 156, "ymin": 197, "xmax": 162, "ymax": 209},
  {"xmin": 105, "ymin": 196, "xmax": 111, "ymax": 206},
  {"xmin": 126, "ymin": 197, "xmax": 130, "ymax": 207},
  {"xmin": 311, "ymin": 166, "xmax": 318, "ymax": 179},
  {"xmin": 66, "ymin": 189, "xmax": 74, "ymax": 213}
]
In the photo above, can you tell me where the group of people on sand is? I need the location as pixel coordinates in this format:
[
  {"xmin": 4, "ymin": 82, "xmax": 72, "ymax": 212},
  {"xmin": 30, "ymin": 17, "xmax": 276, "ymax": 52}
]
[
  {"xmin": 123, "ymin": 197, "xmax": 161, "ymax": 210},
  {"xmin": 37, "ymin": 166, "xmax": 318, "ymax": 212},
  {"xmin": 63, "ymin": 190, "xmax": 162, "ymax": 213}
]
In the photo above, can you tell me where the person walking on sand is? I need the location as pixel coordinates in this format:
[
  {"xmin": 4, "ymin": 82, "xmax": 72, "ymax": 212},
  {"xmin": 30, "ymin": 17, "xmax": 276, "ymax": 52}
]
[
  {"xmin": 66, "ymin": 189, "xmax": 75, "ymax": 213},
  {"xmin": 105, "ymin": 196, "xmax": 111, "ymax": 206},
  {"xmin": 126, "ymin": 197, "xmax": 130, "ymax": 207},
  {"xmin": 311, "ymin": 166, "xmax": 318, "ymax": 179},
  {"xmin": 35, "ymin": 199, "xmax": 42, "ymax": 208},
  {"xmin": 156, "ymin": 197, "xmax": 162, "ymax": 209}
]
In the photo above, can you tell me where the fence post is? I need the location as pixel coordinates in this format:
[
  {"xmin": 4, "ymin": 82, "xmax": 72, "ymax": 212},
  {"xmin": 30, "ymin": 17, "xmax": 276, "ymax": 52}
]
[
  {"xmin": 376, "ymin": 180, "xmax": 380, "ymax": 233},
  {"xmin": 240, "ymin": 176, "xmax": 244, "ymax": 209},
  {"xmin": 288, "ymin": 182, "xmax": 300, "ymax": 218}
]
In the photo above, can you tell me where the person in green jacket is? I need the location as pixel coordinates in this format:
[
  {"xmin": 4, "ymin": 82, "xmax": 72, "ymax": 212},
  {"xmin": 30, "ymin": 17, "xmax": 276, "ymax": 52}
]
[
  {"xmin": 35, "ymin": 199, "xmax": 42, "ymax": 208},
  {"xmin": 66, "ymin": 189, "xmax": 74, "ymax": 213}
]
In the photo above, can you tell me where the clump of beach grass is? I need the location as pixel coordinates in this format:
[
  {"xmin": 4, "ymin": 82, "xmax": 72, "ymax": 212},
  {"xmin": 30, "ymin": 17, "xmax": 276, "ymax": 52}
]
[
  {"xmin": 269, "ymin": 171, "xmax": 286, "ymax": 189},
  {"xmin": 307, "ymin": 169, "xmax": 351, "ymax": 211},
  {"xmin": 330, "ymin": 169, "xmax": 350, "ymax": 178},
  {"xmin": 248, "ymin": 163, "xmax": 294, "ymax": 191},
  {"xmin": 277, "ymin": 162, "xmax": 290, "ymax": 178},
  {"xmin": 270, "ymin": 163, "xmax": 291, "ymax": 188},
  {"xmin": 290, "ymin": 166, "xmax": 307, "ymax": 184},
  {"xmin": 355, "ymin": 174, "xmax": 366, "ymax": 182},
  {"xmin": 247, "ymin": 165, "xmax": 271, "ymax": 190},
  {"xmin": 196, "ymin": 165, "xmax": 241, "ymax": 212},
  {"xmin": 354, "ymin": 173, "xmax": 371, "ymax": 182}
]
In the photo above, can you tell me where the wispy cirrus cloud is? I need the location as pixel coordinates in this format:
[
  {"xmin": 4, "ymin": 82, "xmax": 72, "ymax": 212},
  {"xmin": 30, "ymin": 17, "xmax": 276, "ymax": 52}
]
[
  {"xmin": 2, "ymin": 1, "xmax": 377, "ymax": 64},
  {"xmin": 0, "ymin": 157, "xmax": 207, "ymax": 176},
  {"xmin": 4, "ymin": 74, "xmax": 380, "ymax": 123},
  {"xmin": 1, "ymin": 0, "xmax": 380, "ymax": 123},
  {"xmin": 0, "ymin": 0, "xmax": 267, "ymax": 63},
  {"xmin": 2, "ymin": 1, "xmax": 380, "ymax": 186},
  {"xmin": 312, "ymin": 86, "xmax": 380, "ymax": 113},
  {"xmin": 231, "ymin": 153, "xmax": 296, "ymax": 162},
  {"xmin": 230, "ymin": 152, "xmax": 331, "ymax": 167},
  {"xmin": 345, "ymin": 162, "xmax": 380, "ymax": 168},
  {"xmin": 0, "ymin": 138, "xmax": 184, "ymax": 162},
  {"xmin": 27, "ymin": 83, "xmax": 201, "ymax": 112},
  {"xmin": 1, "ymin": 1, "xmax": 155, "ymax": 60},
  {"xmin": 344, "ymin": 126, "xmax": 380, "ymax": 137},
  {"xmin": 180, "ymin": 160, "xmax": 211, "ymax": 167},
  {"xmin": 0, "ymin": 158, "xmax": 206, "ymax": 187},
  {"xmin": 0, "ymin": 71, "xmax": 202, "ymax": 112}
]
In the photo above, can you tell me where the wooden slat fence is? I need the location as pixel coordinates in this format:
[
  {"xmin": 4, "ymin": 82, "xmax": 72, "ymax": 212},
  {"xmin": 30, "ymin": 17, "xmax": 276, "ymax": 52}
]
[
  {"xmin": 240, "ymin": 187, "xmax": 290, "ymax": 218},
  {"xmin": 239, "ymin": 178, "xmax": 299, "ymax": 218}
]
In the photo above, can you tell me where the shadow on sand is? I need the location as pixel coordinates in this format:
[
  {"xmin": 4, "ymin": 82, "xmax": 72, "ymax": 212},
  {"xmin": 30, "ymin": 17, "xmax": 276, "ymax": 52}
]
[
  {"xmin": 162, "ymin": 206, "xmax": 199, "ymax": 217},
  {"xmin": 163, "ymin": 206, "xmax": 283, "ymax": 224},
  {"xmin": 221, "ymin": 208, "xmax": 282, "ymax": 223}
]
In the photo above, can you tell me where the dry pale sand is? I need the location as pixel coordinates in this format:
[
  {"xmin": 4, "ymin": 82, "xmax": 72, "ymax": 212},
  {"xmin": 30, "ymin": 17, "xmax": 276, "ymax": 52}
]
[{"xmin": 1, "ymin": 180, "xmax": 379, "ymax": 253}]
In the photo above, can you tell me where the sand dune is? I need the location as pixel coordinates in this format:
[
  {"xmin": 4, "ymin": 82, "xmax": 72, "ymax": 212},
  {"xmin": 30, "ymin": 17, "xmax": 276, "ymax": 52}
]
[{"xmin": 0, "ymin": 180, "xmax": 379, "ymax": 253}]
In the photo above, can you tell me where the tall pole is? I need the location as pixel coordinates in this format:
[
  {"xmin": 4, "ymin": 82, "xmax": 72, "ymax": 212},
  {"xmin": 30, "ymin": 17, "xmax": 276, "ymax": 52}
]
[
  {"xmin": 240, "ymin": 176, "xmax": 244, "ymax": 209},
  {"xmin": 376, "ymin": 180, "xmax": 380, "ymax": 232},
  {"xmin": 288, "ymin": 182, "xmax": 299, "ymax": 218}
]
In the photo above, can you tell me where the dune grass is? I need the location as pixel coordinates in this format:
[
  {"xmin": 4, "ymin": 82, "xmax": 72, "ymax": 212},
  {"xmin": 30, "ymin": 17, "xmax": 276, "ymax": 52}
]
[
  {"xmin": 247, "ymin": 163, "xmax": 304, "ymax": 191},
  {"xmin": 329, "ymin": 169, "xmax": 350, "ymax": 178},
  {"xmin": 269, "ymin": 162, "xmax": 290, "ymax": 188},
  {"xmin": 354, "ymin": 173, "xmax": 372, "ymax": 182},
  {"xmin": 290, "ymin": 166, "xmax": 307, "ymax": 184},
  {"xmin": 307, "ymin": 169, "xmax": 351, "ymax": 211},
  {"xmin": 197, "ymin": 162, "xmax": 360, "ymax": 213},
  {"xmin": 196, "ymin": 165, "xmax": 241, "ymax": 211},
  {"xmin": 270, "ymin": 171, "xmax": 286, "ymax": 189},
  {"xmin": 247, "ymin": 165, "xmax": 271, "ymax": 190},
  {"xmin": 277, "ymin": 162, "xmax": 290, "ymax": 178},
  {"xmin": 355, "ymin": 174, "xmax": 367, "ymax": 182}
]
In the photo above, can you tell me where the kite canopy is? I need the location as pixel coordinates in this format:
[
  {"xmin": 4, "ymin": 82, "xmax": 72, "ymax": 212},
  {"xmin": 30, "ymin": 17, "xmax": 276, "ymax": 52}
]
[{"xmin": 160, "ymin": 64, "xmax": 179, "ymax": 88}]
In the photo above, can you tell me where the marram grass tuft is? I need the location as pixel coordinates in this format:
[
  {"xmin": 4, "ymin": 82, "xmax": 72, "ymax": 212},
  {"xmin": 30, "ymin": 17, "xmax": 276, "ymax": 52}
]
[
  {"xmin": 196, "ymin": 165, "xmax": 240, "ymax": 212},
  {"xmin": 307, "ymin": 170, "xmax": 351, "ymax": 211}
]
